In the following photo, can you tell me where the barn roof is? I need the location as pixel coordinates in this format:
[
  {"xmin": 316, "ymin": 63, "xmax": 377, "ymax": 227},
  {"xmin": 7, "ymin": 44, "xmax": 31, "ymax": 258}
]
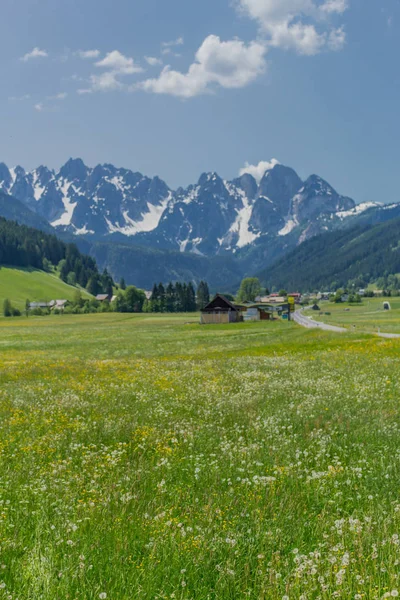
[{"xmin": 202, "ymin": 294, "xmax": 239, "ymax": 312}]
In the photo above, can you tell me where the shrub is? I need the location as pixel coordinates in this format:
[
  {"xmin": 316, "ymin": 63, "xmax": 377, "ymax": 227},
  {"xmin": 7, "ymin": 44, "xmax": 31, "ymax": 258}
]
[{"xmin": 3, "ymin": 298, "xmax": 12, "ymax": 317}]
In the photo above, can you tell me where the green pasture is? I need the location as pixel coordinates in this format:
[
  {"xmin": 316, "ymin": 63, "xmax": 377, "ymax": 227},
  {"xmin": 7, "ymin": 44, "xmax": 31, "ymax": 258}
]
[
  {"xmin": 1, "ymin": 313, "xmax": 400, "ymax": 599},
  {"xmin": 312, "ymin": 296, "xmax": 400, "ymax": 333},
  {"xmin": 0, "ymin": 266, "xmax": 91, "ymax": 311}
]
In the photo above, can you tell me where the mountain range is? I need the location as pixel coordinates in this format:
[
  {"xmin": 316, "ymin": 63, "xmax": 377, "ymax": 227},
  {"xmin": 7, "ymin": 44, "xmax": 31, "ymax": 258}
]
[{"xmin": 0, "ymin": 158, "xmax": 395, "ymax": 289}]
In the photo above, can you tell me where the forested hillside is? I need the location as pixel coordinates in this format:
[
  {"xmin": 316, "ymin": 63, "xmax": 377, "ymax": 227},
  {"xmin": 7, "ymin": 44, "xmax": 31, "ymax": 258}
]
[
  {"xmin": 259, "ymin": 217, "xmax": 400, "ymax": 291},
  {"xmin": 79, "ymin": 240, "xmax": 241, "ymax": 291},
  {"xmin": 0, "ymin": 217, "xmax": 108, "ymax": 294}
]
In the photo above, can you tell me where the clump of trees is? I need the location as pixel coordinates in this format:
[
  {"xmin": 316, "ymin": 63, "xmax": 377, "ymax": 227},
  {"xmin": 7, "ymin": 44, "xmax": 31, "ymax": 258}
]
[
  {"xmin": 3, "ymin": 298, "xmax": 21, "ymax": 317},
  {"xmin": 143, "ymin": 282, "xmax": 199, "ymax": 313},
  {"xmin": 236, "ymin": 278, "xmax": 261, "ymax": 303},
  {"xmin": 113, "ymin": 286, "xmax": 146, "ymax": 313}
]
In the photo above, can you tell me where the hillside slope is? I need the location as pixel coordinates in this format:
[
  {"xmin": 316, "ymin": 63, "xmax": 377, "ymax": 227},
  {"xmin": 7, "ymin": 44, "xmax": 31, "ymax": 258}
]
[
  {"xmin": 258, "ymin": 217, "xmax": 400, "ymax": 291},
  {"xmin": 78, "ymin": 240, "xmax": 243, "ymax": 291},
  {"xmin": 0, "ymin": 266, "xmax": 91, "ymax": 311}
]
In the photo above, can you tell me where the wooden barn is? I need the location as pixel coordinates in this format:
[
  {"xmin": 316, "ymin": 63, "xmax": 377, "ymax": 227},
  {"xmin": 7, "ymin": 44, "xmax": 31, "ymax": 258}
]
[{"xmin": 200, "ymin": 295, "xmax": 241, "ymax": 324}]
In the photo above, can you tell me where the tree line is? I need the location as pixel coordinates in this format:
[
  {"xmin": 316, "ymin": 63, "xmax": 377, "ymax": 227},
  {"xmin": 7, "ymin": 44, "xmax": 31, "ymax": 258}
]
[{"xmin": 143, "ymin": 281, "xmax": 210, "ymax": 313}]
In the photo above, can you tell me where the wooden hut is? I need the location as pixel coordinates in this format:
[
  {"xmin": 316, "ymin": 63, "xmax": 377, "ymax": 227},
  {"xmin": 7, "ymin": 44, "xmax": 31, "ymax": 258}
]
[{"xmin": 200, "ymin": 295, "xmax": 241, "ymax": 325}]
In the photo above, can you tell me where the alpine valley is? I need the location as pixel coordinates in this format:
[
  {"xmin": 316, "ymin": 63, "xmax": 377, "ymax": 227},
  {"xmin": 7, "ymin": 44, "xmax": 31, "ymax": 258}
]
[{"xmin": 0, "ymin": 158, "xmax": 392, "ymax": 289}]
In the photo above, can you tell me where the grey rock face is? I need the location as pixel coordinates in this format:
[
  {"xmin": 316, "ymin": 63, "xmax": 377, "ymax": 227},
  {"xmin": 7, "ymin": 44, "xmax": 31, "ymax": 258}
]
[{"xmin": 0, "ymin": 158, "xmax": 369, "ymax": 259}]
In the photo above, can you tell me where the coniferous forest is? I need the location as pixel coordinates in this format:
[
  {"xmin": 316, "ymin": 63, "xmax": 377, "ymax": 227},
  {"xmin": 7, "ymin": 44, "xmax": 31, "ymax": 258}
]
[
  {"xmin": 143, "ymin": 281, "xmax": 210, "ymax": 313},
  {"xmin": 0, "ymin": 217, "xmax": 108, "ymax": 293}
]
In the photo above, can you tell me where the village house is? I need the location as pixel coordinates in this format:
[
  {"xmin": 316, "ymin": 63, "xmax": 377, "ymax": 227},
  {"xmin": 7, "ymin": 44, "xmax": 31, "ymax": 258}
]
[
  {"xmin": 201, "ymin": 295, "xmax": 291, "ymax": 324},
  {"xmin": 288, "ymin": 293, "xmax": 302, "ymax": 304},
  {"xmin": 96, "ymin": 294, "xmax": 112, "ymax": 302},
  {"xmin": 49, "ymin": 299, "xmax": 69, "ymax": 310},
  {"xmin": 29, "ymin": 302, "xmax": 49, "ymax": 310},
  {"xmin": 200, "ymin": 294, "xmax": 241, "ymax": 324},
  {"xmin": 265, "ymin": 295, "xmax": 287, "ymax": 304}
]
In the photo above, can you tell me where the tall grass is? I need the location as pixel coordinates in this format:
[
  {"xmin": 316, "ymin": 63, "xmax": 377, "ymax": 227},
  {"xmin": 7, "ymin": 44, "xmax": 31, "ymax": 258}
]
[{"xmin": 0, "ymin": 314, "xmax": 399, "ymax": 599}]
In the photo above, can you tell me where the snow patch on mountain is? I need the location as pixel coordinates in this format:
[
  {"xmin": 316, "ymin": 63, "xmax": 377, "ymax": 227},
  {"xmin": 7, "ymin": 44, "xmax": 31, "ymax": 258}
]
[
  {"xmin": 278, "ymin": 218, "xmax": 298, "ymax": 236},
  {"xmin": 51, "ymin": 181, "xmax": 76, "ymax": 226},
  {"xmin": 106, "ymin": 194, "xmax": 172, "ymax": 236},
  {"xmin": 336, "ymin": 202, "xmax": 380, "ymax": 219},
  {"xmin": 230, "ymin": 194, "xmax": 260, "ymax": 248}
]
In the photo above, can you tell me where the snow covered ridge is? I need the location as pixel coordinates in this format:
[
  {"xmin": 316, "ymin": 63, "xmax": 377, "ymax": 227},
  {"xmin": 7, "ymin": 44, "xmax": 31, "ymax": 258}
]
[
  {"xmin": 0, "ymin": 158, "xmax": 388, "ymax": 256},
  {"xmin": 336, "ymin": 202, "xmax": 381, "ymax": 219}
]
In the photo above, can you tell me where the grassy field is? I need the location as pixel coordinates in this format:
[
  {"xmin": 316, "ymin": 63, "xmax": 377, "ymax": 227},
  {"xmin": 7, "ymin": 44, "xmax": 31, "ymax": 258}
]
[
  {"xmin": 1, "ymin": 313, "xmax": 400, "ymax": 599},
  {"xmin": 0, "ymin": 266, "xmax": 91, "ymax": 311},
  {"xmin": 312, "ymin": 296, "xmax": 400, "ymax": 333}
]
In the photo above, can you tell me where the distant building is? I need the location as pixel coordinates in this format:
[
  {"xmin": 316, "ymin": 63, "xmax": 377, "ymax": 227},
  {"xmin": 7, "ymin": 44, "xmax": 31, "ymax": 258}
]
[
  {"xmin": 266, "ymin": 296, "xmax": 287, "ymax": 304},
  {"xmin": 48, "ymin": 299, "xmax": 69, "ymax": 310},
  {"xmin": 288, "ymin": 293, "xmax": 302, "ymax": 304},
  {"xmin": 201, "ymin": 295, "xmax": 291, "ymax": 324},
  {"xmin": 320, "ymin": 292, "xmax": 331, "ymax": 301},
  {"xmin": 96, "ymin": 294, "xmax": 112, "ymax": 302},
  {"xmin": 29, "ymin": 302, "xmax": 49, "ymax": 310}
]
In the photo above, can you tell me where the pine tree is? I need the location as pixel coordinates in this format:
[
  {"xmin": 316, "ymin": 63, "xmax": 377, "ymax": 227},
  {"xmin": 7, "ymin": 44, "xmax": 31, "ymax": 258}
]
[
  {"xmin": 186, "ymin": 282, "xmax": 196, "ymax": 312},
  {"xmin": 3, "ymin": 298, "xmax": 12, "ymax": 317},
  {"xmin": 175, "ymin": 283, "xmax": 184, "ymax": 312},
  {"xmin": 158, "ymin": 283, "xmax": 166, "ymax": 312},
  {"xmin": 165, "ymin": 283, "xmax": 176, "ymax": 313},
  {"xmin": 151, "ymin": 283, "xmax": 159, "ymax": 301},
  {"xmin": 196, "ymin": 281, "xmax": 210, "ymax": 310},
  {"xmin": 87, "ymin": 276, "xmax": 100, "ymax": 296},
  {"xmin": 120, "ymin": 278, "xmax": 126, "ymax": 290}
]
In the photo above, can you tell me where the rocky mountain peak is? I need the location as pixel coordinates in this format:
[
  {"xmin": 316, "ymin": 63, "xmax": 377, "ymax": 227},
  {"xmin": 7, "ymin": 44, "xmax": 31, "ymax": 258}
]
[
  {"xmin": 59, "ymin": 158, "xmax": 88, "ymax": 182},
  {"xmin": 258, "ymin": 164, "xmax": 303, "ymax": 216},
  {"xmin": 0, "ymin": 163, "xmax": 11, "ymax": 188}
]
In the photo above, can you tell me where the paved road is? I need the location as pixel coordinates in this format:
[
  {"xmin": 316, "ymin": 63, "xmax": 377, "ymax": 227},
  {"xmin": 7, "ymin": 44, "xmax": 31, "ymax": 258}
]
[
  {"xmin": 293, "ymin": 309, "xmax": 347, "ymax": 333},
  {"xmin": 294, "ymin": 308, "xmax": 400, "ymax": 338}
]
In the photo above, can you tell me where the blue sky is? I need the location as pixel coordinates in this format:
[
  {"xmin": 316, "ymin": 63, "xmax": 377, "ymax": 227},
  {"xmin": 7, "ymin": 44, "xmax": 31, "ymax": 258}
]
[{"xmin": 1, "ymin": 0, "xmax": 399, "ymax": 203}]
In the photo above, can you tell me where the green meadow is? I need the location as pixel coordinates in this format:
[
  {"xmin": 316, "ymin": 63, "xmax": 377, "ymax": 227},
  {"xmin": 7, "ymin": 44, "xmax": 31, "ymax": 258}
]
[
  {"xmin": 312, "ymin": 296, "xmax": 400, "ymax": 334},
  {"xmin": 0, "ymin": 266, "xmax": 90, "ymax": 311},
  {"xmin": 1, "ymin": 313, "xmax": 400, "ymax": 599}
]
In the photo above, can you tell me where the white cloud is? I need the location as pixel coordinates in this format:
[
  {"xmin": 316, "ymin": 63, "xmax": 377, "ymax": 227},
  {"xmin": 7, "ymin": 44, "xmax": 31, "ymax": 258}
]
[
  {"xmin": 145, "ymin": 56, "xmax": 163, "ymax": 67},
  {"xmin": 237, "ymin": 0, "xmax": 348, "ymax": 54},
  {"xmin": 9, "ymin": 94, "xmax": 31, "ymax": 101},
  {"xmin": 139, "ymin": 35, "xmax": 267, "ymax": 98},
  {"xmin": 78, "ymin": 50, "xmax": 145, "ymax": 93},
  {"xmin": 162, "ymin": 37, "xmax": 184, "ymax": 49},
  {"xmin": 327, "ymin": 26, "xmax": 346, "ymax": 50},
  {"xmin": 34, "ymin": 103, "xmax": 44, "ymax": 111},
  {"xmin": 95, "ymin": 50, "xmax": 143, "ymax": 75},
  {"xmin": 77, "ymin": 49, "xmax": 100, "ymax": 59},
  {"xmin": 162, "ymin": 37, "xmax": 184, "ymax": 55},
  {"xmin": 320, "ymin": 0, "xmax": 348, "ymax": 14},
  {"xmin": 47, "ymin": 92, "xmax": 67, "ymax": 100},
  {"xmin": 21, "ymin": 47, "xmax": 48, "ymax": 62},
  {"xmin": 89, "ymin": 71, "xmax": 123, "ymax": 92},
  {"xmin": 239, "ymin": 158, "xmax": 280, "ymax": 182}
]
